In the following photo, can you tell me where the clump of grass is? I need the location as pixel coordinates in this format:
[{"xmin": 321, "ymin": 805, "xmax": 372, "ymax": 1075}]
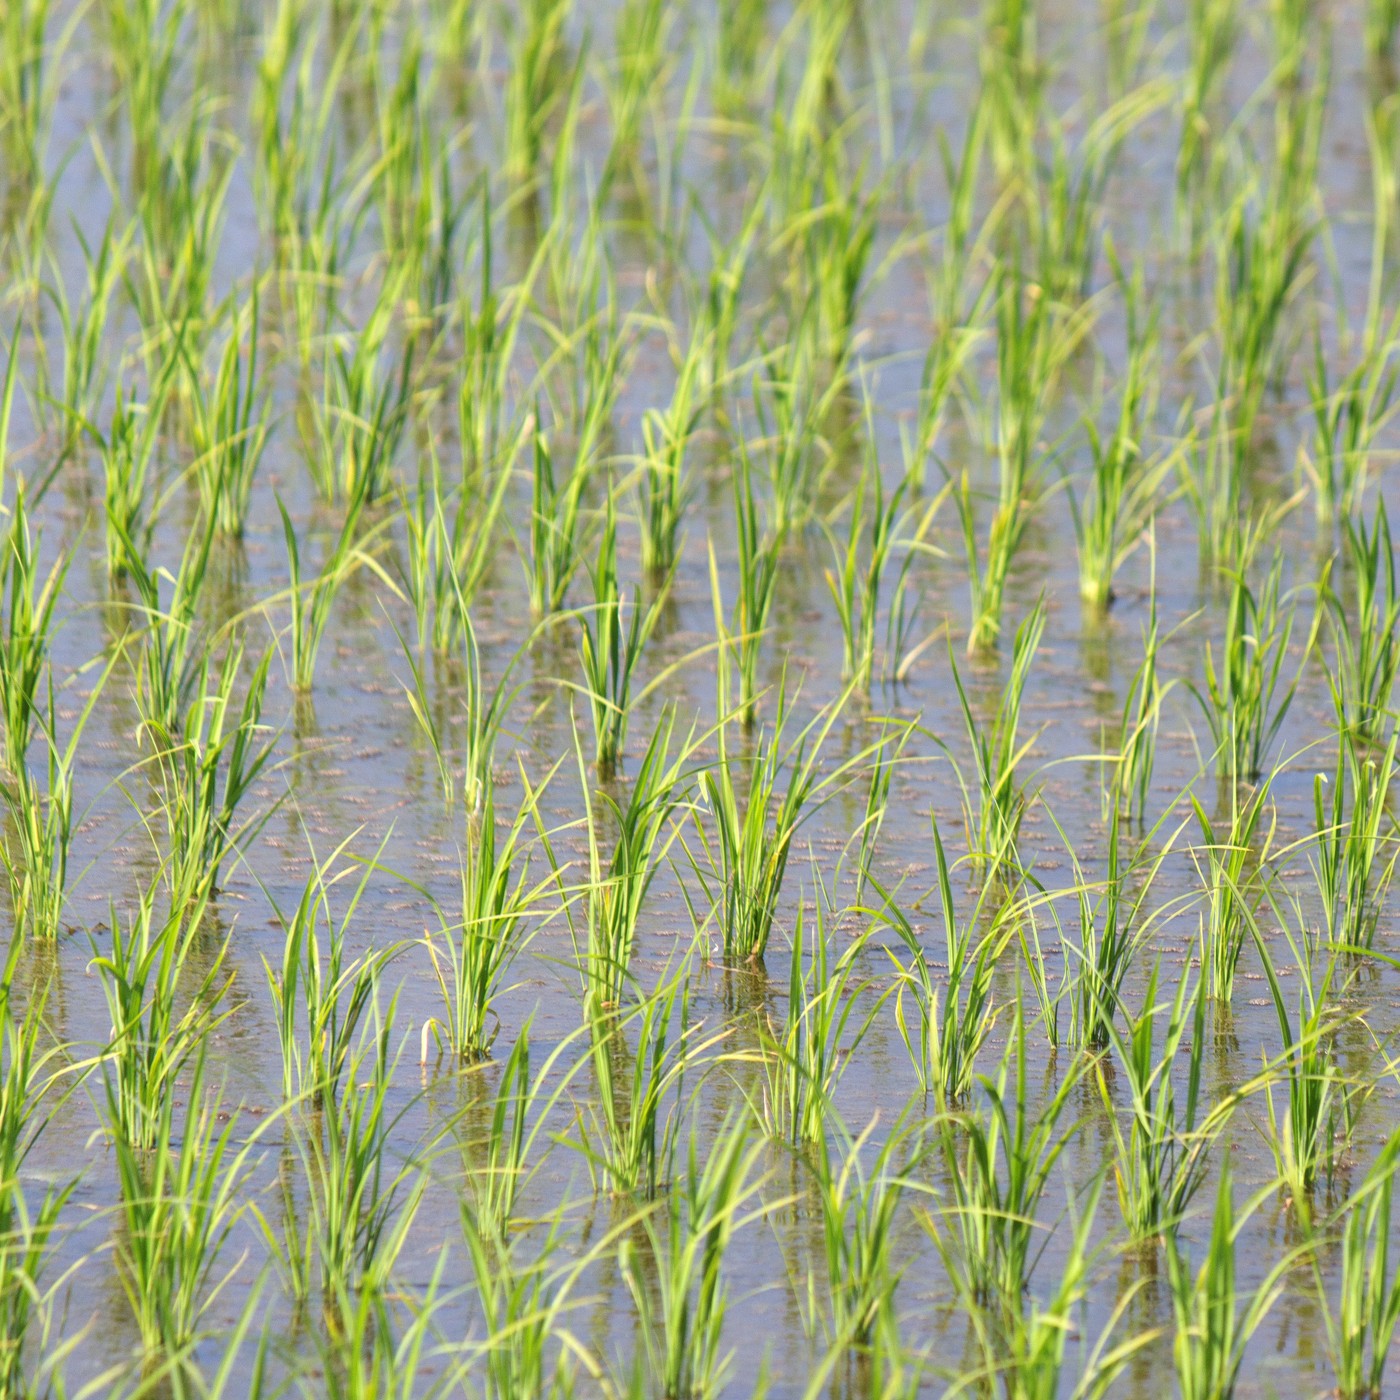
[
  {"xmin": 1312, "ymin": 733, "xmax": 1400, "ymax": 956},
  {"xmin": 561, "ymin": 706, "xmax": 695, "ymax": 1010},
  {"xmin": 1068, "ymin": 262, "xmax": 1175, "ymax": 613},
  {"xmin": 876, "ymin": 821, "xmax": 1013, "ymax": 1106},
  {"xmin": 622, "ymin": 1107, "xmax": 767, "ymax": 1400},
  {"xmin": 94, "ymin": 884, "xmax": 231, "ymax": 1152},
  {"xmin": 1193, "ymin": 554, "xmax": 1311, "ymax": 783},
  {"xmin": 421, "ymin": 763, "xmax": 557, "ymax": 1064},
  {"xmin": 810, "ymin": 1116, "xmax": 916, "ymax": 1352},
  {"xmin": 188, "ymin": 289, "xmax": 272, "ymax": 540},
  {"xmin": 924, "ymin": 1003, "xmax": 1081, "ymax": 1307},
  {"xmin": 1326, "ymin": 503, "xmax": 1400, "ymax": 748},
  {"xmin": 111, "ymin": 1049, "xmax": 264, "ymax": 1367},
  {"xmin": 691, "ymin": 677, "xmax": 867, "ymax": 965},
  {"xmin": 1189, "ymin": 770, "xmax": 1276, "ymax": 1003},
  {"xmin": 263, "ymin": 834, "xmax": 397, "ymax": 1108},
  {"xmin": 757, "ymin": 890, "xmax": 882, "ymax": 1150},
  {"xmin": 947, "ymin": 598, "xmax": 1045, "ymax": 883},
  {"xmin": 1315, "ymin": 1127, "xmax": 1400, "ymax": 1399},
  {"xmin": 1096, "ymin": 963, "xmax": 1217, "ymax": 1242},
  {"xmin": 575, "ymin": 502, "xmax": 669, "ymax": 779},
  {"xmin": 1167, "ymin": 1160, "xmax": 1292, "ymax": 1400}
]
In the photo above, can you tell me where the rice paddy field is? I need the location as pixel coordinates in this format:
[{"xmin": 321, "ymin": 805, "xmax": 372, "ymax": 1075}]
[{"xmin": 9, "ymin": 0, "xmax": 1400, "ymax": 1395}]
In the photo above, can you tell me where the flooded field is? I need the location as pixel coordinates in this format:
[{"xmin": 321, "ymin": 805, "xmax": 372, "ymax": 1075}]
[{"xmin": 0, "ymin": 0, "xmax": 1399, "ymax": 1395}]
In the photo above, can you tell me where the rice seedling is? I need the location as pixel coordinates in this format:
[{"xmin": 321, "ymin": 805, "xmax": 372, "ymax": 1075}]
[
  {"xmin": 48, "ymin": 214, "xmax": 127, "ymax": 436},
  {"xmin": 622, "ymin": 1108, "xmax": 768, "ymax": 1400},
  {"xmin": 561, "ymin": 705, "xmax": 696, "ymax": 1009},
  {"xmin": 1300, "ymin": 325, "xmax": 1400, "ymax": 528},
  {"xmin": 302, "ymin": 1008, "xmax": 427, "ymax": 1322},
  {"xmin": 306, "ymin": 1264, "xmax": 456, "ymax": 1400},
  {"xmin": 462, "ymin": 1210, "xmax": 592, "ymax": 1400},
  {"xmin": 1176, "ymin": 0, "xmax": 1239, "ymax": 227},
  {"xmin": 400, "ymin": 450, "xmax": 510, "ymax": 658},
  {"xmin": 94, "ymin": 883, "xmax": 232, "ymax": 1152},
  {"xmin": 1311, "ymin": 732, "xmax": 1400, "ymax": 956},
  {"xmin": 807, "ymin": 1116, "xmax": 913, "ymax": 1352},
  {"xmin": 263, "ymin": 833, "xmax": 398, "ymax": 1108},
  {"xmin": 821, "ymin": 434, "xmax": 914, "ymax": 692},
  {"xmin": 603, "ymin": 0, "xmax": 676, "ymax": 190},
  {"xmin": 0, "ymin": 654, "xmax": 112, "ymax": 942},
  {"xmin": 1192, "ymin": 554, "xmax": 1311, "ymax": 783},
  {"xmin": 421, "ymin": 761, "xmax": 560, "ymax": 1063},
  {"xmin": 923, "ymin": 1002, "xmax": 1082, "ymax": 1307},
  {"xmin": 876, "ymin": 820, "xmax": 1014, "ymax": 1106},
  {"xmin": 1245, "ymin": 882, "xmax": 1364, "ymax": 1202},
  {"xmin": 277, "ymin": 495, "xmax": 372, "ymax": 700},
  {"xmin": 524, "ymin": 426, "xmax": 594, "ymax": 621},
  {"xmin": 1068, "ymin": 262, "xmax": 1176, "ymax": 613},
  {"xmin": 110, "ymin": 1048, "xmax": 264, "ymax": 1365},
  {"xmin": 94, "ymin": 365, "xmax": 180, "ymax": 583},
  {"xmin": 1051, "ymin": 798, "xmax": 1170, "ymax": 1050},
  {"xmin": 635, "ymin": 332, "xmax": 700, "ymax": 584},
  {"xmin": 957, "ymin": 267, "xmax": 1055, "ymax": 655},
  {"xmin": 0, "ymin": 0, "xmax": 55, "ymax": 190},
  {"xmin": 398, "ymin": 611, "xmax": 523, "ymax": 825},
  {"xmin": 718, "ymin": 440, "xmax": 780, "ymax": 730},
  {"xmin": 752, "ymin": 317, "xmax": 844, "ymax": 538},
  {"xmin": 1167, "ymin": 1160, "xmax": 1295, "ymax": 1400},
  {"xmin": 1095, "ymin": 963, "xmax": 1218, "ymax": 1242},
  {"xmin": 502, "ymin": 0, "xmax": 575, "ymax": 186},
  {"xmin": 757, "ymin": 890, "xmax": 882, "ymax": 1150},
  {"xmin": 0, "ymin": 936, "xmax": 78, "ymax": 1396},
  {"xmin": 981, "ymin": 0, "xmax": 1043, "ymax": 182},
  {"xmin": 317, "ymin": 274, "xmax": 416, "ymax": 506},
  {"xmin": 902, "ymin": 105, "xmax": 991, "ymax": 500},
  {"xmin": 1189, "ymin": 769, "xmax": 1276, "ymax": 1003},
  {"xmin": 1326, "ymin": 503, "xmax": 1400, "ymax": 748},
  {"xmin": 187, "ymin": 289, "xmax": 272, "ymax": 541},
  {"xmin": 576, "ymin": 960, "xmax": 718, "ymax": 1200},
  {"xmin": 1211, "ymin": 167, "xmax": 1318, "ymax": 466},
  {"xmin": 456, "ymin": 1023, "xmax": 590, "ymax": 1245},
  {"xmin": 1314, "ymin": 1127, "xmax": 1400, "ymax": 1399},
  {"xmin": 848, "ymin": 717, "xmax": 914, "ymax": 913},
  {"xmin": 142, "ymin": 641, "xmax": 278, "ymax": 916},
  {"xmin": 1107, "ymin": 540, "xmax": 1175, "ymax": 824},
  {"xmin": 690, "ymin": 678, "xmax": 868, "ymax": 965},
  {"xmin": 946, "ymin": 598, "xmax": 1045, "ymax": 882},
  {"xmin": 574, "ymin": 502, "xmax": 670, "ymax": 779},
  {"xmin": 0, "ymin": 487, "xmax": 69, "ymax": 778}
]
